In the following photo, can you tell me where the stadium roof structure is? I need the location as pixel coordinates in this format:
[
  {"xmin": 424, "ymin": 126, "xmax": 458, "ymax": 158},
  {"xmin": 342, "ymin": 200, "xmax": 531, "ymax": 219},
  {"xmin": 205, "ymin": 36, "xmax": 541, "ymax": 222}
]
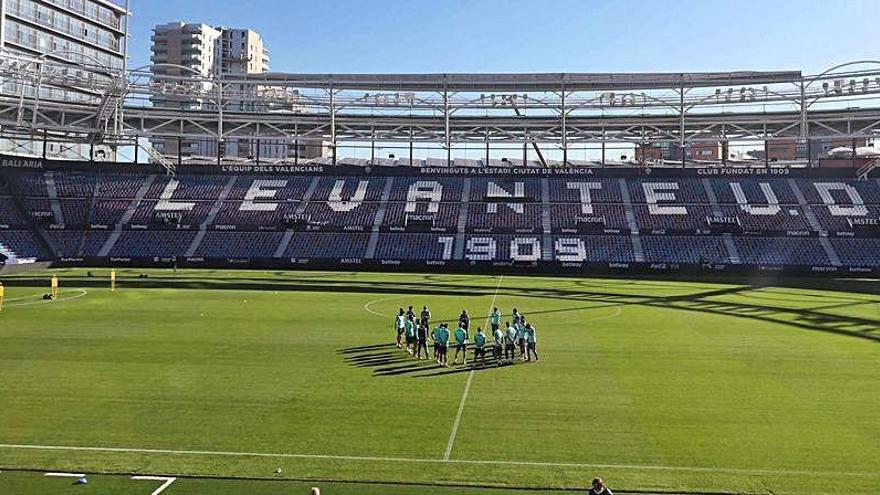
[
  {"xmin": 247, "ymin": 71, "xmax": 804, "ymax": 92},
  {"xmin": 0, "ymin": 48, "xmax": 879, "ymax": 174}
]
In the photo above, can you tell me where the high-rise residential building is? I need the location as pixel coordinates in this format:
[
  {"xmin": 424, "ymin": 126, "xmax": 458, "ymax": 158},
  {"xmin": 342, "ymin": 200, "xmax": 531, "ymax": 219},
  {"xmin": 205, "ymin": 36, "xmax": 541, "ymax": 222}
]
[
  {"xmin": 0, "ymin": 0, "xmax": 130, "ymax": 158},
  {"xmin": 216, "ymin": 28, "xmax": 269, "ymax": 78},
  {"xmin": 214, "ymin": 28, "xmax": 277, "ymax": 160},
  {"xmin": 149, "ymin": 22, "xmax": 222, "ymax": 157},
  {"xmin": 150, "ymin": 22, "xmax": 317, "ymax": 161},
  {"xmin": 151, "ymin": 22, "xmax": 220, "ymax": 78}
]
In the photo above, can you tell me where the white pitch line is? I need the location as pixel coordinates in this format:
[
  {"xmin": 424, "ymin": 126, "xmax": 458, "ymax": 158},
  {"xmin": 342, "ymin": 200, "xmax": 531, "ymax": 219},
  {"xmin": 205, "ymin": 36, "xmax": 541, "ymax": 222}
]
[
  {"xmin": 588, "ymin": 305, "xmax": 623, "ymax": 321},
  {"xmin": 133, "ymin": 475, "xmax": 176, "ymax": 495},
  {"xmin": 2, "ymin": 443, "xmax": 877, "ymax": 479},
  {"xmin": 443, "ymin": 274, "xmax": 504, "ymax": 461},
  {"xmin": 3, "ymin": 289, "xmax": 88, "ymax": 308},
  {"xmin": 362, "ymin": 295, "xmax": 401, "ymax": 318},
  {"xmin": 45, "ymin": 472, "xmax": 85, "ymax": 477},
  {"xmin": 3, "ymin": 293, "xmax": 45, "ymax": 302},
  {"xmin": 443, "ymin": 368, "xmax": 474, "ymax": 461}
]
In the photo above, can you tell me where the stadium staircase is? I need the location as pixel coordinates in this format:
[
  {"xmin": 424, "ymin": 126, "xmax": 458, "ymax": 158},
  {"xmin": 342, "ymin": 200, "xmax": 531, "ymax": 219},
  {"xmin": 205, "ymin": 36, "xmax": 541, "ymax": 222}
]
[
  {"xmin": 788, "ymin": 178, "xmax": 842, "ymax": 266},
  {"xmin": 722, "ymin": 234, "xmax": 742, "ymax": 264},
  {"xmin": 273, "ymin": 176, "xmax": 320, "ymax": 258},
  {"xmin": 0, "ymin": 240, "xmax": 23, "ymax": 264},
  {"xmin": 453, "ymin": 178, "xmax": 472, "ymax": 260},
  {"xmin": 7, "ymin": 189, "xmax": 59, "ymax": 259},
  {"xmin": 98, "ymin": 174, "xmax": 158, "ymax": 256},
  {"xmin": 44, "ymin": 171, "xmax": 66, "ymax": 226},
  {"xmin": 365, "ymin": 177, "xmax": 395, "ymax": 259},
  {"xmin": 541, "ymin": 178, "xmax": 553, "ymax": 261},
  {"xmin": 88, "ymin": 77, "xmax": 127, "ymax": 144},
  {"xmin": 78, "ymin": 173, "xmax": 104, "ymax": 256},
  {"xmin": 856, "ymin": 158, "xmax": 879, "ymax": 181},
  {"xmin": 185, "ymin": 176, "xmax": 238, "ymax": 257},
  {"xmin": 702, "ymin": 178, "xmax": 741, "ymax": 264},
  {"xmin": 618, "ymin": 178, "xmax": 646, "ymax": 262},
  {"xmin": 140, "ymin": 142, "xmax": 176, "ymax": 176}
]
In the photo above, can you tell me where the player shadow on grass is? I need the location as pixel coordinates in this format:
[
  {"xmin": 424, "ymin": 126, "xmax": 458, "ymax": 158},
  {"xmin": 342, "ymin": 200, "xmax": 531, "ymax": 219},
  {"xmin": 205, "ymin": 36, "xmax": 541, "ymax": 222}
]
[
  {"xmin": 338, "ymin": 344, "xmax": 525, "ymax": 378},
  {"xmin": 14, "ymin": 271, "xmax": 877, "ymax": 344}
]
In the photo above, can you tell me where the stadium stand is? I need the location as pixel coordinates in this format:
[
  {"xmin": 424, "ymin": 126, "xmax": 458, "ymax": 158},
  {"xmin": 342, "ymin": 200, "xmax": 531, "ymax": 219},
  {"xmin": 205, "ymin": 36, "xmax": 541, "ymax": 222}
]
[
  {"xmin": 285, "ymin": 233, "xmax": 371, "ymax": 259},
  {"xmin": 109, "ymin": 230, "xmax": 196, "ymax": 258},
  {"xmin": 734, "ymin": 237, "xmax": 831, "ymax": 266},
  {"xmin": 831, "ymin": 238, "xmax": 880, "ymax": 267},
  {"xmin": 195, "ymin": 232, "xmax": 285, "ymax": 258},
  {"xmin": 641, "ymin": 235, "xmax": 729, "ymax": 264},
  {"xmin": 2, "ymin": 165, "xmax": 879, "ymax": 274}
]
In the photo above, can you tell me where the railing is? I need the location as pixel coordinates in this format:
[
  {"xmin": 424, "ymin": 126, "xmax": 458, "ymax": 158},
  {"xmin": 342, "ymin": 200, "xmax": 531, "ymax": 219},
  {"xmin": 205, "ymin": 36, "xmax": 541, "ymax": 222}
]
[
  {"xmin": 856, "ymin": 158, "xmax": 879, "ymax": 180},
  {"xmin": 141, "ymin": 143, "xmax": 176, "ymax": 176}
]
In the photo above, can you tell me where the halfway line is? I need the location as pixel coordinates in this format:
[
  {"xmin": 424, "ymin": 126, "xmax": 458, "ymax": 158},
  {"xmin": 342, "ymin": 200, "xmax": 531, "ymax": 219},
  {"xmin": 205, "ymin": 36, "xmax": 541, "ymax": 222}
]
[{"xmin": 443, "ymin": 274, "xmax": 504, "ymax": 461}]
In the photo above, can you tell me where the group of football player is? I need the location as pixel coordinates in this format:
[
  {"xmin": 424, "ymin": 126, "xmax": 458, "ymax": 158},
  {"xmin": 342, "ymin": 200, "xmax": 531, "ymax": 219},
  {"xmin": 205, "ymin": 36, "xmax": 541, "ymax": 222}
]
[{"xmin": 395, "ymin": 305, "xmax": 538, "ymax": 367}]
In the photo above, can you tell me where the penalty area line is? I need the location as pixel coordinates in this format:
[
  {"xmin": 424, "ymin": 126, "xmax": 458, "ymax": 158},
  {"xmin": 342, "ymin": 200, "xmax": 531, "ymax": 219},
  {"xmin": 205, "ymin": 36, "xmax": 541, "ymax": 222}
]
[{"xmin": 1, "ymin": 443, "xmax": 877, "ymax": 479}]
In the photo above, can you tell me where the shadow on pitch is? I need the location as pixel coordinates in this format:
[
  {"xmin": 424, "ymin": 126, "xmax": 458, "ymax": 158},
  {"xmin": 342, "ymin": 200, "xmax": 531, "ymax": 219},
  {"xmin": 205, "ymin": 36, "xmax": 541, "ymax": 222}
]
[
  {"xmin": 338, "ymin": 343, "xmax": 525, "ymax": 378},
  {"xmin": 11, "ymin": 269, "xmax": 878, "ymax": 344}
]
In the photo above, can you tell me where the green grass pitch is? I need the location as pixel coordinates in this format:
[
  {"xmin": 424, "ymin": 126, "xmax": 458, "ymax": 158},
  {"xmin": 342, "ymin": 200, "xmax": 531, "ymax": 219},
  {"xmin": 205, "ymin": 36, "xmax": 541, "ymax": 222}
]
[{"xmin": 0, "ymin": 269, "xmax": 878, "ymax": 494}]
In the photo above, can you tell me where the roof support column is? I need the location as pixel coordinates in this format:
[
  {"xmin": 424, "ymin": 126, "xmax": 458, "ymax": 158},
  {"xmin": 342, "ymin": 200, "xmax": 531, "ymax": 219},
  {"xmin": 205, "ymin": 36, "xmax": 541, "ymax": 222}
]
[
  {"xmin": 330, "ymin": 85, "xmax": 337, "ymax": 166},
  {"xmin": 216, "ymin": 79, "xmax": 224, "ymax": 165},
  {"xmin": 485, "ymin": 127, "xmax": 490, "ymax": 166},
  {"xmin": 443, "ymin": 86, "xmax": 451, "ymax": 165},
  {"xmin": 293, "ymin": 122, "xmax": 299, "ymax": 166},
  {"xmin": 117, "ymin": 0, "xmax": 131, "ymax": 137},
  {"xmin": 799, "ymin": 80, "xmax": 810, "ymax": 167},
  {"xmin": 561, "ymin": 77, "xmax": 568, "ymax": 167},
  {"xmin": 679, "ymin": 84, "xmax": 686, "ymax": 168},
  {"xmin": 31, "ymin": 61, "xmax": 45, "ymax": 128}
]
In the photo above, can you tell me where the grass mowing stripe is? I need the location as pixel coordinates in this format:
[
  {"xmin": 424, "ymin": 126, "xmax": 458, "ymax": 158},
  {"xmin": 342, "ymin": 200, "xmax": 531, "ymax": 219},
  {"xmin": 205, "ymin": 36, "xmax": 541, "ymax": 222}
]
[
  {"xmin": 2, "ymin": 443, "xmax": 878, "ymax": 478},
  {"xmin": 2, "ymin": 269, "xmax": 878, "ymax": 494},
  {"xmin": 444, "ymin": 275, "xmax": 504, "ymax": 461}
]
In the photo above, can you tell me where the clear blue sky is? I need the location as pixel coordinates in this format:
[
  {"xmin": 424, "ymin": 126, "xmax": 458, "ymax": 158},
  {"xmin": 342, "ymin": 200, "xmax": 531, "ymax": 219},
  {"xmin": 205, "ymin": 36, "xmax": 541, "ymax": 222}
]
[{"xmin": 127, "ymin": 0, "xmax": 880, "ymax": 75}]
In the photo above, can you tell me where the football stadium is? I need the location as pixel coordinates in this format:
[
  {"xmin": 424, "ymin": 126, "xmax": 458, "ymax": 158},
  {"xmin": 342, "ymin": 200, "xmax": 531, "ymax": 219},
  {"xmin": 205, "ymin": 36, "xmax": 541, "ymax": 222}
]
[{"xmin": 0, "ymin": 2, "xmax": 879, "ymax": 494}]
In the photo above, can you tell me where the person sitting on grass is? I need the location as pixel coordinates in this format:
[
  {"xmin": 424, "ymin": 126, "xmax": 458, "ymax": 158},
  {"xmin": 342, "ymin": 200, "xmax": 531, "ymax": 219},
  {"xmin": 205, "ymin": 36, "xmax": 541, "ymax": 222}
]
[
  {"xmin": 451, "ymin": 323, "xmax": 469, "ymax": 365},
  {"xmin": 588, "ymin": 477, "xmax": 613, "ymax": 495}
]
